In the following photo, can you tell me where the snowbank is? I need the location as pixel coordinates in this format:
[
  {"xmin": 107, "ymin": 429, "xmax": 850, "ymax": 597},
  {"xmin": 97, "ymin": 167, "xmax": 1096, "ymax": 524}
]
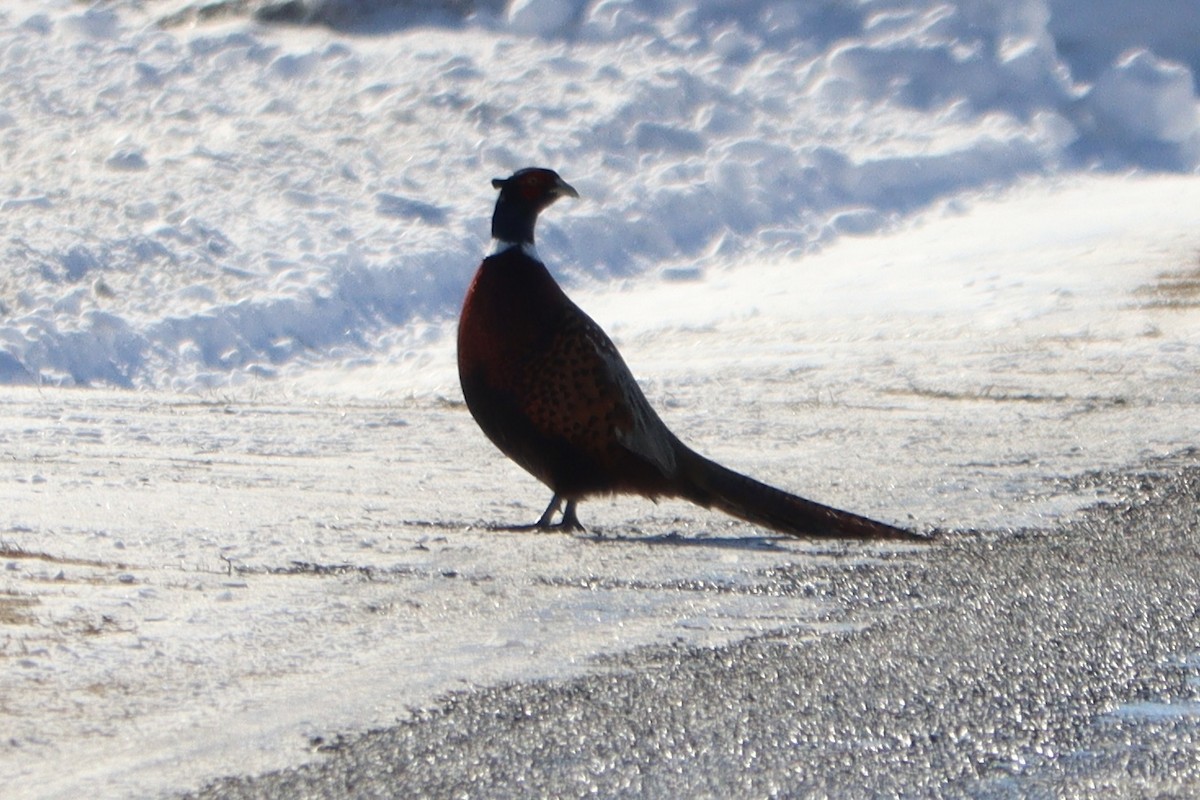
[{"xmin": 0, "ymin": 0, "xmax": 1197, "ymax": 389}]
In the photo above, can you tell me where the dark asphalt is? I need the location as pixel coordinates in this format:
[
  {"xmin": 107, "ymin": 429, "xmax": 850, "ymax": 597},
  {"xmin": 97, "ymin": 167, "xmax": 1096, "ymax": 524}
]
[{"xmin": 182, "ymin": 456, "xmax": 1200, "ymax": 799}]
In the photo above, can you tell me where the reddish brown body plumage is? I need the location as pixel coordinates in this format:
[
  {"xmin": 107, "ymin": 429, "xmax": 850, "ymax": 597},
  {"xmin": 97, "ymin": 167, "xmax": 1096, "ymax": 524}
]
[
  {"xmin": 458, "ymin": 167, "xmax": 925, "ymax": 540},
  {"xmin": 459, "ymin": 245, "xmax": 676, "ymax": 506}
]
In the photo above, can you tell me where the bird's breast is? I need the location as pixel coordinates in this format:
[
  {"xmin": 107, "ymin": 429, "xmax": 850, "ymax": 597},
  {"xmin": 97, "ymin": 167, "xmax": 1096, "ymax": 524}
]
[{"xmin": 458, "ymin": 250, "xmax": 565, "ymax": 391}]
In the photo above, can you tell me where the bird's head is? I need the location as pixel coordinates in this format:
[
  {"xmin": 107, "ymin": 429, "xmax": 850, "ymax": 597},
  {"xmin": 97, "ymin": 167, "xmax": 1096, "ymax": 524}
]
[{"xmin": 490, "ymin": 167, "xmax": 579, "ymax": 248}]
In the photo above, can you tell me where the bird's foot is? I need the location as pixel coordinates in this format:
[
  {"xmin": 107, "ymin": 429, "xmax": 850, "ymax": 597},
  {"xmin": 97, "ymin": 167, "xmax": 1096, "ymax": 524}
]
[
  {"xmin": 487, "ymin": 494, "xmax": 585, "ymax": 532},
  {"xmin": 496, "ymin": 494, "xmax": 585, "ymax": 532},
  {"xmin": 556, "ymin": 498, "xmax": 584, "ymax": 531}
]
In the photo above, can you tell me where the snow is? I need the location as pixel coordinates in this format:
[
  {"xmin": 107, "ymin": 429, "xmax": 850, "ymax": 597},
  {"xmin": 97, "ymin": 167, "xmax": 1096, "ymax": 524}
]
[
  {"xmin": 1, "ymin": 0, "xmax": 1198, "ymax": 391},
  {"xmin": 2, "ymin": 0, "xmax": 1200, "ymax": 797}
]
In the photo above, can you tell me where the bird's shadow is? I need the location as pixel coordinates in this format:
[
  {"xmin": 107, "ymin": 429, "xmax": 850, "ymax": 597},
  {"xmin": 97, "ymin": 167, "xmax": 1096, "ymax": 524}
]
[
  {"xmin": 581, "ymin": 530, "xmax": 794, "ymax": 552},
  {"xmin": 432, "ymin": 521, "xmax": 927, "ymax": 554},
  {"xmin": 468, "ymin": 522, "xmax": 849, "ymax": 553}
]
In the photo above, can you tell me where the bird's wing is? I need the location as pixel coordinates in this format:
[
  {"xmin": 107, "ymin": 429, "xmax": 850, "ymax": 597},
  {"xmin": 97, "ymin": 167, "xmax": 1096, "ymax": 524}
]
[
  {"xmin": 588, "ymin": 323, "xmax": 678, "ymax": 478},
  {"xmin": 521, "ymin": 311, "xmax": 678, "ymax": 480}
]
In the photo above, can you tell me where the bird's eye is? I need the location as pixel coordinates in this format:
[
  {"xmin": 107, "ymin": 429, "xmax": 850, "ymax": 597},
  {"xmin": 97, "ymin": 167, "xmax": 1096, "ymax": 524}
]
[{"xmin": 519, "ymin": 173, "xmax": 548, "ymax": 198}]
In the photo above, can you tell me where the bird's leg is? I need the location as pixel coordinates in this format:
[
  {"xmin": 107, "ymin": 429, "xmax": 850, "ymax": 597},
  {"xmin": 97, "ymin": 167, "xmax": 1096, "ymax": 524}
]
[
  {"xmin": 534, "ymin": 493, "xmax": 563, "ymax": 527},
  {"xmin": 559, "ymin": 498, "xmax": 584, "ymax": 531},
  {"xmin": 529, "ymin": 494, "xmax": 584, "ymax": 530},
  {"xmin": 493, "ymin": 494, "xmax": 585, "ymax": 532}
]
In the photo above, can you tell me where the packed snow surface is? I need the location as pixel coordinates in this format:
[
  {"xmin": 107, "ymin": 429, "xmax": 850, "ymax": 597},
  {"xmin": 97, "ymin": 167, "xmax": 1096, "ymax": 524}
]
[{"xmin": 2, "ymin": 0, "xmax": 1200, "ymax": 797}]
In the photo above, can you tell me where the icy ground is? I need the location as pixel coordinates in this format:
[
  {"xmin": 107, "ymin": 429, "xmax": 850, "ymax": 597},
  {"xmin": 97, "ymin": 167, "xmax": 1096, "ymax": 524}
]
[{"xmin": 2, "ymin": 0, "xmax": 1200, "ymax": 797}]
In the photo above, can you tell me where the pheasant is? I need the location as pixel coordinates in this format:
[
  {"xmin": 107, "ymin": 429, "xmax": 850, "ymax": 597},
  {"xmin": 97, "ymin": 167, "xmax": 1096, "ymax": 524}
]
[{"xmin": 457, "ymin": 167, "xmax": 922, "ymax": 540}]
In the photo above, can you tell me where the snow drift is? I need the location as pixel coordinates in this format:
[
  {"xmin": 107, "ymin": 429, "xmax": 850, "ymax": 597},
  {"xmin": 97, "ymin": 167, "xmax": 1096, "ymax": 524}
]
[{"xmin": 0, "ymin": 0, "xmax": 1197, "ymax": 389}]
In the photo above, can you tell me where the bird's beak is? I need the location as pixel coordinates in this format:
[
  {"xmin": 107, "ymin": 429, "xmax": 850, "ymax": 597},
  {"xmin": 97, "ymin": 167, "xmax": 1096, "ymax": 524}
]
[{"xmin": 554, "ymin": 177, "xmax": 580, "ymax": 199}]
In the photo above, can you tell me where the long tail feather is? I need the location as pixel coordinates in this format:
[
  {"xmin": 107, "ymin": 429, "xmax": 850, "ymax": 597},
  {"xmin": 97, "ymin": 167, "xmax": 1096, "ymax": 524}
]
[{"xmin": 675, "ymin": 446, "xmax": 927, "ymax": 541}]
